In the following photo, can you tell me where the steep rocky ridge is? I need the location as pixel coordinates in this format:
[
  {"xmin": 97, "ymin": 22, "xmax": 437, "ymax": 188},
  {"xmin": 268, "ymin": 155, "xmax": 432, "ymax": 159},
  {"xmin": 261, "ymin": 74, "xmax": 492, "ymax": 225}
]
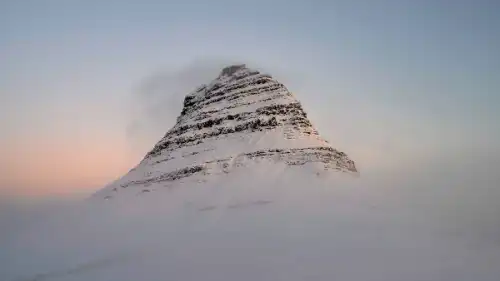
[{"xmin": 94, "ymin": 64, "xmax": 357, "ymax": 199}]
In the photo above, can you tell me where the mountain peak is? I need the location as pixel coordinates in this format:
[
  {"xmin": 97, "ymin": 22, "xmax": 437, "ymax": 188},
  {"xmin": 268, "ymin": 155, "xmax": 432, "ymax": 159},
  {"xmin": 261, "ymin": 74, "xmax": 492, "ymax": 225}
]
[
  {"xmin": 219, "ymin": 64, "xmax": 248, "ymax": 77},
  {"xmin": 93, "ymin": 65, "xmax": 357, "ymax": 200}
]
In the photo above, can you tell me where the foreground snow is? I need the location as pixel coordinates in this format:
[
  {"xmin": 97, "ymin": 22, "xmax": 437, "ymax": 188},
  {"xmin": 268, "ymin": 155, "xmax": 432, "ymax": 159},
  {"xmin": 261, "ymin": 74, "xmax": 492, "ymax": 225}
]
[{"xmin": 2, "ymin": 166, "xmax": 499, "ymax": 281}]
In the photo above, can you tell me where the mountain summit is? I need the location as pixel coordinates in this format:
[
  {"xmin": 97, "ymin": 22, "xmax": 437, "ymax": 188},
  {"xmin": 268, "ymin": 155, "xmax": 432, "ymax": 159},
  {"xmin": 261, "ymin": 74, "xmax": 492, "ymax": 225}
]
[{"xmin": 94, "ymin": 65, "xmax": 357, "ymax": 199}]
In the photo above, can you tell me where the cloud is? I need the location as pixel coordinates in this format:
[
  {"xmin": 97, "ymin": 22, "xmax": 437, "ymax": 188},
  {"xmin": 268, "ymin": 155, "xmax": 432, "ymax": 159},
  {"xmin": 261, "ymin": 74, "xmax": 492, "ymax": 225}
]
[{"xmin": 124, "ymin": 58, "xmax": 242, "ymax": 155}]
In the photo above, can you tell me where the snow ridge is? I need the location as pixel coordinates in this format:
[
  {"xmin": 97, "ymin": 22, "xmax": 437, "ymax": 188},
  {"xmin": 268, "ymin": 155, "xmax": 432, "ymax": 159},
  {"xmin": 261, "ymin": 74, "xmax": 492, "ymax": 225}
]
[{"xmin": 94, "ymin": 64, "xmax": 357, "ymax": 199}]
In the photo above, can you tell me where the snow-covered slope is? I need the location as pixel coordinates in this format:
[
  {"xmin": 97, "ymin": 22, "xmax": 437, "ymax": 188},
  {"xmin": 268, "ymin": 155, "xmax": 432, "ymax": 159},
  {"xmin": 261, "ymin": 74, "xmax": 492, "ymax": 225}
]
[{"xmin": 94, "ymin": 64, "xmax": 357, "ymax": 200}]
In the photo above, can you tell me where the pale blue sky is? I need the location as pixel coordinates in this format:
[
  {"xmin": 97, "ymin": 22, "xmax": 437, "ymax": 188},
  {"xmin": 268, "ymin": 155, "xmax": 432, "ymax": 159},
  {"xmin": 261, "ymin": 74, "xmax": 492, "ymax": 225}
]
[{"xmin": 1, "ymin": 0, "xmax": 499, "ymax": 197}]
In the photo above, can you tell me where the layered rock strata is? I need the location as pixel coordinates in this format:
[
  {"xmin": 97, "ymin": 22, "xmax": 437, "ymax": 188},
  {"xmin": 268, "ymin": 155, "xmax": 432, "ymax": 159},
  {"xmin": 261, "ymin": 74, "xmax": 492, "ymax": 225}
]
[{"xmin": 95, "ymin": 64, "xmax": 357, "ymax": 199}]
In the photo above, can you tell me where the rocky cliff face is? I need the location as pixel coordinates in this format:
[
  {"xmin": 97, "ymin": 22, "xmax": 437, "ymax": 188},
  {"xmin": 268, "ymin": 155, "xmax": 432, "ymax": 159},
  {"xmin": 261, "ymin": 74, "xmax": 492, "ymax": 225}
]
[{"xmin": 94, "ymin": 64, "xmax": 357, "ymax": 199}]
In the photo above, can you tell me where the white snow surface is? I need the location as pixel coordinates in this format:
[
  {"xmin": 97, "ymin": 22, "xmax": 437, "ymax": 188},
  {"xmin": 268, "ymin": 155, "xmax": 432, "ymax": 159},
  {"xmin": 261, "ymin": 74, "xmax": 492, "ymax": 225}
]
[{"xmin": 2, "ymin": 168, "xmax": 499, "ymax": 281}]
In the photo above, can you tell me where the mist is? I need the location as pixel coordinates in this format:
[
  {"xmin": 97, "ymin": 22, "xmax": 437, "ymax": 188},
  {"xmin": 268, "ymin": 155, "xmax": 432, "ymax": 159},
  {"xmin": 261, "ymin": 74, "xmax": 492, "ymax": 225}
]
[
  {"xmin": 2, "ymin": 60, "xmax": 499, "ymax": 280},
  {"xmin": 1, "ymin": 157, "xmax": 499, "ymax": 281},
  {"xmin": 125, "ymin": 59, "xmax": 243, "ymax": 156}
]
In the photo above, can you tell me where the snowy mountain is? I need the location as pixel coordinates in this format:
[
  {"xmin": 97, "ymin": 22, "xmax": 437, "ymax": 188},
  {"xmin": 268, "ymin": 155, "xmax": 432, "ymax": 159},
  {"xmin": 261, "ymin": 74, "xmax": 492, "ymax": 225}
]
[
  {"xmin": 4, "ymin": 65, "xmax": 500, "ymax": 281},
  {"xmin": 94, "ymin": 64, "xmax": 357, "ymax": 200}
]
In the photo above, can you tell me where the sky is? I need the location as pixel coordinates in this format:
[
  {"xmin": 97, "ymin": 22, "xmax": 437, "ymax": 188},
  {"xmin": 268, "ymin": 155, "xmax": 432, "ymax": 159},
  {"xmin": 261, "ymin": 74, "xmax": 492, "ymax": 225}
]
[{"xmin": 1, "ymin": 0, "xmax": 499, "ymax": 199}]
